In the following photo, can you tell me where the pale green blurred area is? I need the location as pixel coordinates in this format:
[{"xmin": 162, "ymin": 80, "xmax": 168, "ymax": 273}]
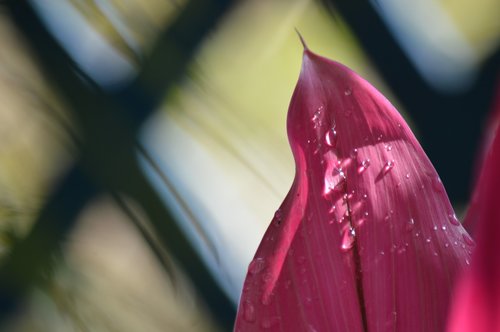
[
  {"xmin": 0, "ymin": 0, "xmax": 499, "ymax": 331},
  {"xmin": 142, "ymin": 0, "xmax": 398, "ymax": 301}
]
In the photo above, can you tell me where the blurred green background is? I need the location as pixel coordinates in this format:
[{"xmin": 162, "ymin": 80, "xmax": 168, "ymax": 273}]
[{"xmin": 0, "ymin": 0, "xmax": 498, "ymax": 331}]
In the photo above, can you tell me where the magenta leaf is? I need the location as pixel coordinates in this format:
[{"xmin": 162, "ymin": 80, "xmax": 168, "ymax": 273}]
[
  {"xmin": 447, "ymin": 108, "xmax": 500, "ymax": 331},
  {"xmin": 462, "ymin": 77, "xmax": 500, "ymax": 234},
  {"xmin": 234, "ymin": 44, "xmax": 472, "ymax": 331}
]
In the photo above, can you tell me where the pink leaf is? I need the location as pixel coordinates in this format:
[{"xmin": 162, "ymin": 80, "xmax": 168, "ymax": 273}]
[
  {"xmin": 447, "ymin": 122, "xmax": 500, "ymax": 331},
  {"xmin": 235, "ymin": 44, "xmax": 472, "ymax": 331},
  {"xmin": 463, "ymin": 75, "xmax": 500, "ymax": 234}
]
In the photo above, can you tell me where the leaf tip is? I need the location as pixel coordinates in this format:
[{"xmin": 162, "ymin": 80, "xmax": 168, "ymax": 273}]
[{"xmin": 294, "ymin": 28, "xmax": 309, "ymax": 51}]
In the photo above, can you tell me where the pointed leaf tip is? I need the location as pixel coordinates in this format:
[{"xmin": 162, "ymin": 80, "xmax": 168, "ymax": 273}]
[
  {"xmin": 294, "ymin": 28, "xmax": 308, "ymax": 51},
  {"xmin": 235, "ymin": 47, "xmax": 472, "ymax": 332}
]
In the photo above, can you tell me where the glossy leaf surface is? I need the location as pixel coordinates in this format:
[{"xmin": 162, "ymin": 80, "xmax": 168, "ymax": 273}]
[{"xmin": 234, "ymin": 46, "xmax": 472, "ymax": 331}]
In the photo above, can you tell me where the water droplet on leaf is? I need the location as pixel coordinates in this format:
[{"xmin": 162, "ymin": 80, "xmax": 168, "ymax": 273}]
[
  {"xmin": 383, "ymin": 160, "xmax": 395, "ymax": 173},
  {"xmin": 325, "ymin": 127, "xmax": 337, "ymax": 147},
  {"xmin": 358, "ymin": 159, "xmax": 371, "ymax": 174},
  {"xmin": 406, "ymin": 218, "xmax": 415, "ymax": 232},
  {"xmin": 341, "ymin": 227, "xmax": 356, "ymax": 252},
  {"xmin": 448, "ymin": 213, "xmax": 461, "ymax": 226}
]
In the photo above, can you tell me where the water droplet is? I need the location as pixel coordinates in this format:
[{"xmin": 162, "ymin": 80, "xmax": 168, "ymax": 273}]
[
  {"xmin": 243, "ymin": 301, "xmax": 256, "ymax": 322},
  {"xmin": 358, "ymin": 159, "xmax": 371, "ymax": 174},
  {"xmin": 463, "ymin": 233, "xmax": 475, "ymax": 246},
  {"xmin": 377, "ymin": 134, "xmax": 383, "ymax": 141},
  {"xmin": 465, "ymin": 259, "xmax": 470, "ymax": 266},
  {"xmin": 441, "ymin": 225, "xmax": 447, "ymax": 231},
  {"xmin": 362, "ymin": 194, "xmax": 368, "ymax": 199},
  {"xmin": 380, "ymin": 251, "xmax": 385, "ymax": 256},
  {"xmin": 383, "ymin": 160, "xmax": 395, "ymax": 173},
  {"xmin": 350, "ymin": 148, "xmax": 358, "ymax": 158},
  {"xmin": 448, "ymin": 213, "xmax": 461, "ymax": 226},
  {"xmin": 444, "ymin": 243, "xmax": 450, "ymax": 248},
  {"xmin": 426, "ymin": 238, "xmax": 431, "ymax": 243},
  {"xmin": 344, "ymin": 88, "xmax": 352, "ymax": 96},
  {"xmin": 432, "ymin": 176, "xmax": 443, "ymax": 192},
  {"xmin": 312, "ymin": 108, "xmax": 323, "ymax": 128},
  {"xmin": 433, "ymin": 225, "xmax": 438, "ymax": 231},
  {"xmin": 341, "ymin": 227, "xmax": 356, "ymax": 252},
  {"xmin": 406, "ymin": 218, "xmax": 415, "ymax": 232},
  {"xmin": 325, "ymin": 127, "xmax": 337, "ymax": 147},
  {"xmin": 385, "ymin": 144, "xmax": 393, "ymax": 151},
  {"xmin": 249, "ymin": 258, "xmax": 266, "ymax": 275},
  {"xmin": 405, "ymin": 173, "xmax": 410, "ymax": 179}
]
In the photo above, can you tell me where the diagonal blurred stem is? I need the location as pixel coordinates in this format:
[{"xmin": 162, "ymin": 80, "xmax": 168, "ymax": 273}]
[{"xmin": 2, "ymin": 0, "xmax": 237, "ymax": 329}]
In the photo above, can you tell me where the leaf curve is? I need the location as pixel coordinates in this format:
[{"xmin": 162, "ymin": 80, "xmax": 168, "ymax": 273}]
[{"xmin": 235, "ymin": 45, "xmax": 472, "ymax": 332}]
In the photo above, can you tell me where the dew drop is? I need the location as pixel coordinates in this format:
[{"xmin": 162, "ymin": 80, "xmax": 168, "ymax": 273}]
[
  {"xmin": 448, "ymin": 213, "xmax": 461, "ymax": 226},
  {"xmin": 325, "ymin": 127, "xmax": 337, "ymax": 147},
  {"xmin": 441, "ymin": 225, "xmax": 447, "ymax": 231},
  {"xmin": 445, "ymin": 243, "xmax": 450, "ymax": 248},
  {"xmin": 341, "ymin": 227, "xmax": 356, "ymax": 252},
  {"xmin": 406, "ymin": 218, "xmax": 415, "ymax": 232},
  {"xmin": 426, "ymin": 238, "xmax": 431, "ymax": 243},
  {"xmin": 358, "ymin": 159, "xmax": 371, "ymax": 174},
  {"xmin": 249, "ymin": 258, "xmax": 266, "ymax": 275},
  {"xmin": 432, "ymin": 176, "xmax": 443, "ymax": 192},
  {"xmin": 362, "ymin": 194, "xmax": 368, "ymax": 200},
  {"xmin": 350, "ymin": 148, "xmax": 358, "ymax": 158},
  {"xmin": 463, "ymin": 233, "xmax": 475, "ymax": 246},
  {"xmin": 465, "ymin": 259, "xmax": 470, "ymax": 266},
  {"xmin": 243, "ymin": 301, "xmax": 256, "ymax": 322},
  {"xmin": 433, "ymin": 225, "xmax": 438, "ymax": 231},
  {"xmin": 385, "ymin": 144, "xmax": 393, "ymax": 151},
  {"xmin": 405, "ymin": 173, "xmax": 410, "ymax": 179},
  {"xmin": 383, "ymin": 160, "xmax": 395, "ymax": 173},
  {"xmin": 344, "ymin": 88, "xmax": 352, "ymax": 96}
]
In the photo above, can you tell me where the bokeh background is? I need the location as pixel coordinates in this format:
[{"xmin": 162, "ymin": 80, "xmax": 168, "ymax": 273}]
[{"xmin": 0, "ymin": 0, "xmax": 499, "ymax": 331}]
